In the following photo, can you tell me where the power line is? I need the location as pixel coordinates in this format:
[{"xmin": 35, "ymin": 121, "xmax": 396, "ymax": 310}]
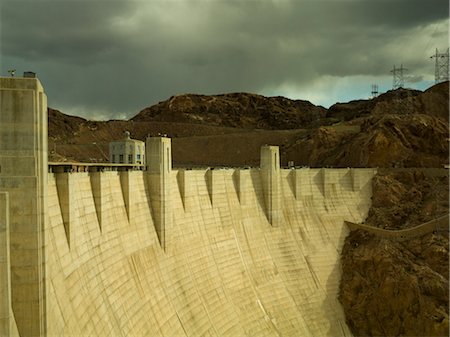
[
  {"xmin": 370, "ymin": 84, "xmax": 379, "ymax": 98},
  {"xmin": 390, "ymin": 64, "xmax": 407, "ymax": 89},
  {"xmin": 430, "ymin": 48, "xmax": 449, "ymax": 84}
]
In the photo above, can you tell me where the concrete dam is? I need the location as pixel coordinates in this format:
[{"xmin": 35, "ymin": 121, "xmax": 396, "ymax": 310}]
[{"xmin": 0, "ymin": 77, "xmax": 376, "ymax": 336}]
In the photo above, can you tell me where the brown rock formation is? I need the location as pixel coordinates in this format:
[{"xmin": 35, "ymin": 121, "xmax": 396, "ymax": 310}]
[
  {"xmin": 131, "ymin": 92, "xmax": 328, "ymax": 129},
  {"xmin": 340, "ymin": 231, "xmax": 448, "ymax": 337},
  {"xmin": 284, "ymin": 114, "xmax": 448, "ymax": 168},
  {"xmin": 339, "ymin": 169, "xmax": 449, "ymax": 336}
]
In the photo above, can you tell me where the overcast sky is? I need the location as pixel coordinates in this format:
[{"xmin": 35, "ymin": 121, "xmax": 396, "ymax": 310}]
[{"xmin": 1, "ymin": 0, "xmax": 448, "ymax": 120}]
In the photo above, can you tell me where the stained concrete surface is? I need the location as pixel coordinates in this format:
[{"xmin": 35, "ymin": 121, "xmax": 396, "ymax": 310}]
[{"xmin": 44, "ymin": 168, "xmax": 375, "ymax": 336}]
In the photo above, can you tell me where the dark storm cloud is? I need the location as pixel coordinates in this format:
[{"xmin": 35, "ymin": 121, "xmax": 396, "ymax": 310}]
[
  {"xmin": 1, "ymin": 0, "xmax": 448, "ymax": 119},
  {"xmin": 1, "ymin": 1, "xmax": 138, "ymax": 63}
]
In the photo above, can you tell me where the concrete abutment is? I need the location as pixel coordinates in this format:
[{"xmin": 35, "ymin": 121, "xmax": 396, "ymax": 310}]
[
  {"xmin": 0, "ymin": 78, "xmax": 47, "ymax": 337},
  {"xmin": 0, "ymin": 192, "xmax": 19, "ymax": 337}
]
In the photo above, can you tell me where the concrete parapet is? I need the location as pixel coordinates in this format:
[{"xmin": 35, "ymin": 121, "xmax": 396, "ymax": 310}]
[
  {"xmin": 0, "ymin": 77, "xmax": 47, "ymax": 337},
  {"xmin": 260, "ymin": 146, "xmax": 281, "ymax": 226},
  {"xmin": 146, "ymin": 137, "xmax": 172, "ymax": 251}
]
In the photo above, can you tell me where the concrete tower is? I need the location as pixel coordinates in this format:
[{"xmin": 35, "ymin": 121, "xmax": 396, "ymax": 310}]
[
  {"xmin": 260, "ymin": 145, "xmax": 281, "ymax": 226},
  {"xmin": 146, "ymin": 137, "xmax": 172, "ymax": 251},
  {"xmin": 0, "ymin": 77, "xmax": 48, "ymax": 336}
]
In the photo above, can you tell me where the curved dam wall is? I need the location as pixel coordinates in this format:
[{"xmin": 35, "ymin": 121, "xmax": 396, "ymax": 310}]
[
  {"xmin": 0, "ymin": 76, "xmax": 377, "ymax": 336},
  {"xmin": 45, "ymin": 167, "xmax": 374, "ymax": 337}
]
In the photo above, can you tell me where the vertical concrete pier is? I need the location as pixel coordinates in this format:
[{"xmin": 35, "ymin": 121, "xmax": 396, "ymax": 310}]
[
  {"xmin": 260, "ymin": 145, "xmax": 281, "ymax": 226},
  {"xmin": 0, "ymin": 192, "xmax": 14, "ymax": 336},
  {"xmin": 0, "ymin": 77, "xmax": 47, "ymax": 336},
  {"xmin": 146, "ymin": 137, "xmax": 172, "ymax": 251}
]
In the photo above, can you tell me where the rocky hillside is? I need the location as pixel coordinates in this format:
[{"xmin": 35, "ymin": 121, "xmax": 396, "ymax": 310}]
[
  {"xmin": 339, "ymin": 169, "xmax": 449, "ymax": 337},
  {"xmin": 131, "ymin": 92, "xmax": 328, "ymax": 129},
  {"xmin": 327, "ymin": 81, "xmax": 449, "ymax": 121},
  {"xmin": 48, "ymin": 81, "xmax": 449, "ymax": 167},
  {"xmin": 366, "ymin": 170, "xmax": 449, "ymax": 229},
  {"xmin": 285, "ymin": 113, "xmax": 449, "ymax": 168}
]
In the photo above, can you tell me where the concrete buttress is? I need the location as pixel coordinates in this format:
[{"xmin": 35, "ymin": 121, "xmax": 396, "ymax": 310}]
[
  {"xmin": 119, "ymin": 170, "xmax": 136, "ymax": 221},
  {"xmin": 89, "ymin": 171, "xmax": 105, "ymax": 230},
  {"xmin": 260, "ymin": 145, "xmax": 281, "ymax": 226},
  {"xmin": 55, "ymin": 172, "xmax": 75, "ymax": 248},
  {"xmin": 146, "ymin": 137, "xmax": 172, "ymax": 251}
]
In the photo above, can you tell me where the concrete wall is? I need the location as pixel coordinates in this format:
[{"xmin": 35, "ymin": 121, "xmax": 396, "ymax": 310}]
[
  {"xmin": 0, "ymin": 77, "xmax": 377, "ymax": 336},
  {"xmin": 0, "ymin": 192, "xmax": 20, "ymax": 337},
  {"xmin": 0, "ymin": 78, "xmax": 47, "ymax": 337},
  {"xmin": 45, "ymin": 167, "xmax": 375, "ymax": 336}
]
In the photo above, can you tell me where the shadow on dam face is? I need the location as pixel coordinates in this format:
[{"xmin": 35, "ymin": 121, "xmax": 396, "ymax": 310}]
[{"xmin": 0, "ymin": 77, "xmax": 376, "ymax": 337}]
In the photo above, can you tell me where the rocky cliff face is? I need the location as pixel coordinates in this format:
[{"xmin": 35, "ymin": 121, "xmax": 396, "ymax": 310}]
[
  {"xmin": 340, "ymin": 230, "xmax": 448, "ymax": 337},
  {"xmin": 284, "ymin": 113, "xmax": 448, "ymax": 168},
  {"xmin": 367, "ymin": 170, "xmax": 449, "ymax": 230},
  {"xmin": 339, "ymin": 170, "xmax": 449, "ymax": 337}
]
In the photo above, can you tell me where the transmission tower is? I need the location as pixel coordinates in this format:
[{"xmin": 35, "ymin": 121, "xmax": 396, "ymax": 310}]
[
  {"xmin": 390, "ymin": 64, "xmax": 407, "ymax": 89},
  {"xmin": 430, "ymin": 48, "xmax": 449, "ymax": 84},
  {"xmin": 371, "ymin": 84, "xmax": 379, "ymax": 98}
]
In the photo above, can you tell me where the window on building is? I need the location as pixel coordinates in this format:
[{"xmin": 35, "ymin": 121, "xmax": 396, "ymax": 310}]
[
  {"xmin": 112, "ymin": 154, "xmax": 115, "ymax": 162},
  {"xmin": 137, "ymin": 154, "xmax": 141, "ymax": 160},
  {"xmin": 119, "ymin": 154, "xmax": 124, "ymax": 163},
  {"xmin": 128, "ymin": 154, "xmax": 133, "ymax": 163}
]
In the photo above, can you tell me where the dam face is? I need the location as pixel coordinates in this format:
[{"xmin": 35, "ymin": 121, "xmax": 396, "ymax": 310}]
[{"xmin": 0, "ymin": 77, "xmax": 376, "ymax": 337}]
